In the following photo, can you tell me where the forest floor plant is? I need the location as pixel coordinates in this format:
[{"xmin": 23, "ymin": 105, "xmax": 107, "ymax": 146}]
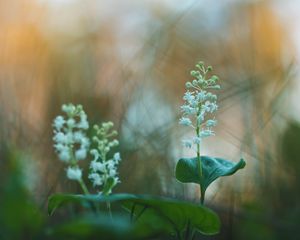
[
  {"xmin": 176, "ymin": 61, "xmax": 246, "ymax": 205},
  {"xmin": 48, "ymin": 62, "xmax": 245, "ymax": 240}
]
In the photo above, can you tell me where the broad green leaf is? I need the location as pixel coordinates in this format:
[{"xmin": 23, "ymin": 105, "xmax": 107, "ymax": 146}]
[
  {"xmin": 175, "ymin": 156, "xmax": 246, "ymax": 202},
  {"xmin": 48, "ymin": 193, "xmax": 135, "ymax": 216},
  {"xmin": 122, "ymin": 195, "xmax": 220, "ymax": 236},
  {"xmin": 48, "ymin": 193, "xmax": 220, "ymax": 236}
]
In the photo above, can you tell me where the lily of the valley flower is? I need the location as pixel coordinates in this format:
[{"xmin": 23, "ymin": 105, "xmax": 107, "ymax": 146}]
[
  {"xmin": 53, "ymin": 104, "xmax": 90, "ymax": 181},
  {"xmin": 179, "ymin": 61, "xmax": 220, "ymax": 151},
  {"xmin": 88, "ymin": 122, "xmax": 121, "ymax": 195}
]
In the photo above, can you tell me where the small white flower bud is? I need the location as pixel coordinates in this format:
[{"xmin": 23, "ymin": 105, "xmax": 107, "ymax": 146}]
[
  {"xmin": 185, "ymin": 82, "xmax": 192, "ymax": 88},
  {"xmin": 62, "ymin": 104, "xmax": 68, "ymax": 112},
  {"xmin": 192, "ymin": 80, "xmax": 198, "ymax": 86}
]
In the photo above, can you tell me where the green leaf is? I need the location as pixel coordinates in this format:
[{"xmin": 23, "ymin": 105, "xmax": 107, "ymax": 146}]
[
  {"xmin": 122, "ymin": 195, "xmax": 220, "ymax": 236},
  {"xmin": 48, "ymin": 193, "xmax": 220, "ymax": 236},
  {"xmin": 47, "ymin": 193, "xmax": 135, "ymax": 216},
  {"xmin": 175, "ymin": 156, "xmax": 246, "ymax": 202}
]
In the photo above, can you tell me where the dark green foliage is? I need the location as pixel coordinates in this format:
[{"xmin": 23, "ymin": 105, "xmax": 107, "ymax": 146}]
[
  {"xmin": 48, "ymin": 193, "xmax": 221, "ymax": 238},
  {"xmin": 0, "ymin": 146, "xmax": 45, "ymax": 240}
]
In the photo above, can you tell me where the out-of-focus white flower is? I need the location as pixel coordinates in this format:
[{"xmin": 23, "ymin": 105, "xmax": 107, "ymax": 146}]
[
  {"xmin": 182, "ymin": 139, "xmax": 193, "ymax": 148},
  {"xmin": 109, "ymin": 169, "xmax": 117, "ymax": 177},
  {"xmin": 67, "ymin": 167, "xmax": 82, "ymax": 181},
  {"xmin": 106, "ymin": 160, "xmax": 115, "ymax": 169},
  {"xmin": 77, "ymin": 113, "xmax": 89, "ymax": 129},
  {"xmin": 74, "ymin": 131, "xmax": 84, "ymax": 142},
  {"xmin": 179, "ymin": 117, "xmax": 192, "ymax": 126},
  {"xmin": 183, "ymin": 91, "xmax": 195, "ymax": 102},
  {"xmin": 67, "ymin": 118, "xmax": 76, "ymax": 128},
  {"xmin": 196, "ymin": 91, "xmax": 207, "ymax": 102},
  {"xmin": 88, "ymin": 173, "xmax": 104, "ymax": 186},
  {"xmin": 53, "ymin": 104, "xmax": 90, "ymax": 180},
  {"xmin": 181, "ymin": 105, "xmax": 197, "ymax": 115},
  {"xmin": 113, "ymin": 152, "xmax": 121, "ymax": 162},
  {"xmin": 53, "ymin": 132, "xmax": 67, "ymax": 144},
  {"xmin": 206, "ymin": 119, "xmax": 217, "ymax": 127},
  {"xmin": 53, "ymin": 116, "xmax": 65, "ymax": 130},
  {"xmin": 75, "ymin": 148, "xmax": 87, "ymax": 160},
  {"xmin": 81, "ymin": 137, "xmax": 90, "ymax": 148},
  {"xmin": 193, "ymin": 137, "xmax": 201, "ymax": 144},
  {"xmin": 200, "ymin": 129, "xmax": 215, "ymax": 138},
  {"xmin": 90, "ymin": 160, "xmax": 106, "ymax": 172},
  {"xmin": 59, "ymin": 150, "xmax": 71, "ymax": 162}
]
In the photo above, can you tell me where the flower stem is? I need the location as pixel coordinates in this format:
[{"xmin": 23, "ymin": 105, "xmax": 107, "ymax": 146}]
[
  {"xmin": 196, "ymin": 116, "xmax": 203, "ymax": 178},
  {"xmin": 78, "ymin": 178, "xmax": 90, "ymax": 195},
  {"xmin": 200, "ymin": 187, "xmax": 205, "ymax": 205},
  {"xmin": 196, "ymin": 106, "xmax": 204, "ymax": 205},
  {"xmin": 107, "ymin": 201, "xmax": 113, "ymax": 221}
]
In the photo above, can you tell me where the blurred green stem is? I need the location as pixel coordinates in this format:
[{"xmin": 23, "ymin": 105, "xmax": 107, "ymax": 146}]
[
  {"xmin": 196, "ymin": 105, "xmax": 203, "ymax": 178},
  {"xmin": 107, "ymin": 201, "xmax": 113, "ymax": 221},
  {"xmin": 78, "ymin": 178, "xmax": 90, "ymax": 195},
  {"xmin": 196, "ymin": 107, "xmax": 203, "ymax": 205},
  {"xmin": 200, "ymin": 186, "xmax": 205, "ymax": 205}
]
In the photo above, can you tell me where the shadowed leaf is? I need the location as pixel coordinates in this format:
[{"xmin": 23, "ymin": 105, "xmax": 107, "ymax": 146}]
[{"xmin": 48, "ymin": 193, "xmax": 220, "ymax": 236}]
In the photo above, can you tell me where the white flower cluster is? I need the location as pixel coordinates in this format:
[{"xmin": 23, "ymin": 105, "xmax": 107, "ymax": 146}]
[
  {"xmin": 88, "ymin": 122, "xmax": 121, "ymax": 195},
  {"xmin": 53, "ymin": 104, "xmax": 90, "ymax": 181},
  {"xmin": 179, "ymin": 62, "xmax": 220, "ymax": 149}
]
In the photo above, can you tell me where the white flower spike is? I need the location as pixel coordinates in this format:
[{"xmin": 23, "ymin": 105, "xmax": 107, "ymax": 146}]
[
  {"xmin": 88, "ymin": 122, "xmax": 121, "ymax": 195},
  {"xmin": 53, "ymin": 103, "xmax": 90, "ymax": 188},
  {"xmin": 180, "ymin": 61, "xmax": 220, "ymax": 151},
  {"xmin": 53, "ymin": 104, "xmax": 90, "ymax": 165}
]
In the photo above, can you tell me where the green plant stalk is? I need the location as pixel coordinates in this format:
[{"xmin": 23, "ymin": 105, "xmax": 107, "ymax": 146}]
[
  {"xmin": 101, "ymin": 148, "xmax": 113, "ymax": 218},
  {"xmin": 200, "ymin": 186, "xmax": 205, "ymax": 205},
  {"xmin": 107, "ymin": 202, "xmax": 113, "ymax": 221},
  {"xmin": 196, "ymin": 103, "xmax": 203, "ymax": 177},
  {"xmin": 77, "ymin": 165, "xmax": 101, "ymax": 213},
  {"xmin": 196, "ymin": 125, "xmax": 202, "ymax": 177},
  {"xmin": 78, "ymin": 178, "xmax": 90, "ymax": 195},
  {"xmin": 196, "ymin": 106, "xmax": 203, "ymax": 205}
]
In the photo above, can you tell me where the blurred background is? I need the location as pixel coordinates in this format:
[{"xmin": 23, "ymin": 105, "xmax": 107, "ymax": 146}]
[{"xmin": 0, "ymin": 0, "xmax": 300, "ymax": 239}]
